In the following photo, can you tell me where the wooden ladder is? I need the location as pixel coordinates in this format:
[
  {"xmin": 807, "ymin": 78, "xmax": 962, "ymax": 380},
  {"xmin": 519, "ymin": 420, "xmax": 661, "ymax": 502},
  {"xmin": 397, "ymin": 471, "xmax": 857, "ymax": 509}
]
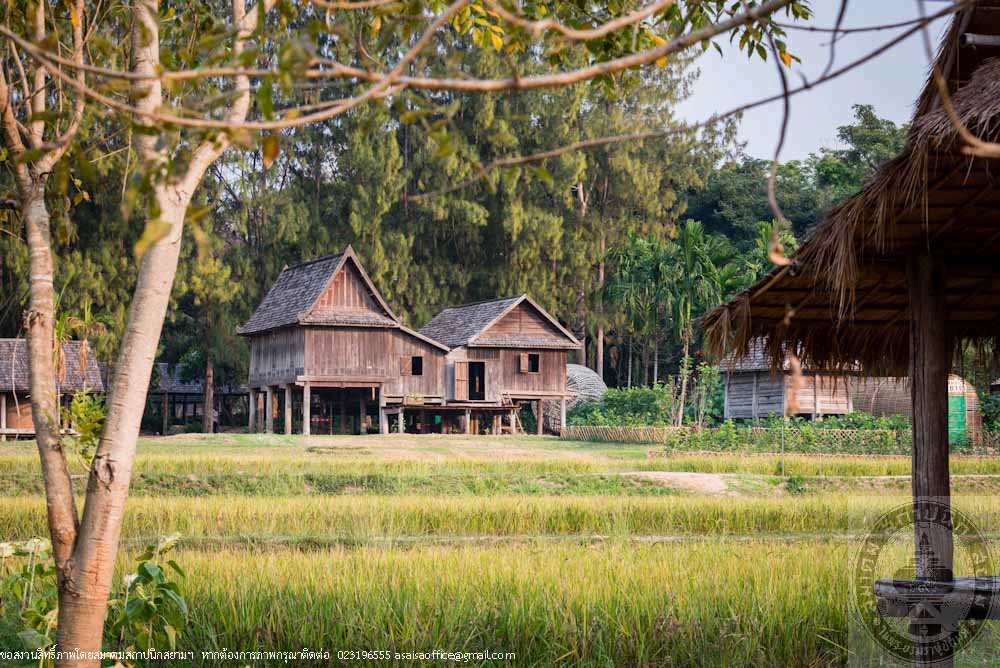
[{"xmin": 499, "ymin": 389, "xmax": 522, "ymax": 434}]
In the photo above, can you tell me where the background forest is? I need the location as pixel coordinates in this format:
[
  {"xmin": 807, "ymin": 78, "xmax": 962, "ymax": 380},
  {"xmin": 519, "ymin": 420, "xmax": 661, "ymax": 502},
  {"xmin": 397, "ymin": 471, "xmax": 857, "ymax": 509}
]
[{"xmin": 0, "ymin": 44, "xmax": 906, "ymax": 399}]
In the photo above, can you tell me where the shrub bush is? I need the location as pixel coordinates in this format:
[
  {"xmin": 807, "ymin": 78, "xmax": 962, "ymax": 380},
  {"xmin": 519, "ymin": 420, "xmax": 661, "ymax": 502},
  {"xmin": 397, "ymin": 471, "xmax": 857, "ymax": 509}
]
[{"xmin": 567, "ymin": 385, "xmax": 673, "ymax": 427}]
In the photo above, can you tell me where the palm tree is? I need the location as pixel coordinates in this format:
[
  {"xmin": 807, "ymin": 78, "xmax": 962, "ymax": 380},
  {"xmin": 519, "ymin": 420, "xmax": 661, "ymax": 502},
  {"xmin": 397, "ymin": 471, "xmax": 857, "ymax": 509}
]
[
  {"xmin": 672, "ymin": 220, "xmax": 721, "ymax": 426},
  {"xmin": 604, "ymin": 236, "xmax": 661, "ymax": 387}
]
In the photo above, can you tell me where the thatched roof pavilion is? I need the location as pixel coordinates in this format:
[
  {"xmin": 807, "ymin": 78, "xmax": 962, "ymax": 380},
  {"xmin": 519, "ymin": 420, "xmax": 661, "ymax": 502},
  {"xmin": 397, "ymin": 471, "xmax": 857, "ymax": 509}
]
[
  {"xmin": 702, "ymin": 2, "xmax": 1000, "ymax": 664},
  {"xmin": 704, "ymin": 4, "xmax": 1000, "ymax": 375}
]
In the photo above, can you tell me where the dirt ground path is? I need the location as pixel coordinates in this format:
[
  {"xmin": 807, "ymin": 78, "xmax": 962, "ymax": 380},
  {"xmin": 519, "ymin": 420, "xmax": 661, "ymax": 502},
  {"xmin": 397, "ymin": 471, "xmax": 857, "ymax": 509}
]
[{"xmin": 624, "ymin": 471, "xmax": 732, "ymax": 495}]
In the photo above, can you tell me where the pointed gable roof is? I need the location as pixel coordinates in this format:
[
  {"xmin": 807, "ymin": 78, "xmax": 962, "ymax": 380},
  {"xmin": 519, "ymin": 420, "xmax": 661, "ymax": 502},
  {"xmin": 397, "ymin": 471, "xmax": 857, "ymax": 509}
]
[
  {"xmin": 237, "ymin": 246, "xmax": 397, "ymax": 335},
  {"xmin": 419, "ymin": 294, "xmax": 580, "ymax": 349}
]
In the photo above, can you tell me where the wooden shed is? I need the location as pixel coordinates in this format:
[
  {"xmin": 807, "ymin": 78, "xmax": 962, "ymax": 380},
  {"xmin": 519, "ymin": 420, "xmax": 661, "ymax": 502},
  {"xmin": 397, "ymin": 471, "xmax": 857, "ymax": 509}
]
[
  {"xmin": 237, "ymin": 246, "xmax": 450, "ymax": 435},
  {"xmin": 419, "ymin": 295, "xmax": 581, "ymax": 434},
  {"xmin": 720, "ymin": 340, "xmax": 852, "ymax": 420},
  {"xmin": 0, "ymin": 338, "xmax": 104, "ymax": 439},
  {"xmin": 703, "ymin": 4, "xmax": 1000, "ymax": 663}
]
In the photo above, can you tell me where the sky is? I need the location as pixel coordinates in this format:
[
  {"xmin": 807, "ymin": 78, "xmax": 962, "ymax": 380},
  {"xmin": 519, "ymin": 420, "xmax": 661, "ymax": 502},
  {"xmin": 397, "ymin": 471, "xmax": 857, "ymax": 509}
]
[{"xmin": 676, "ymin": 1, "xmax": 956, "ymax": 161}]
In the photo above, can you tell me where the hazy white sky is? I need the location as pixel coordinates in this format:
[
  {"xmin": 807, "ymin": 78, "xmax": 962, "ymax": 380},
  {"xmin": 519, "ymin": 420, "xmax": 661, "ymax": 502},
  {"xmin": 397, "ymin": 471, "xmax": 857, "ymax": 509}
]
[{"xmin": 677, "ymin": 1, "xmax": 956, "ymax": 160}]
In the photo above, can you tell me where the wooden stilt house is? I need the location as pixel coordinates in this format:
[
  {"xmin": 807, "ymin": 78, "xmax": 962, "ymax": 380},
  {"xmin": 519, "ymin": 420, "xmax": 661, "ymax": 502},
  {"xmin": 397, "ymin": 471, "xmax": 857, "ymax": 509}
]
[
  {"xmin": 241, "ymin": 248, "xmax": 581, "ymax": 435},
  {"xmin": 419, "ymin": 295, "xmax": 581, "ymax": 435},
  {"xmin": 237, "ymin": 246, "xmax": 449, "ymax": 435},
  {"xmin": 703, "ymin": 3, "xmax": 1000, "ymax": 663}
]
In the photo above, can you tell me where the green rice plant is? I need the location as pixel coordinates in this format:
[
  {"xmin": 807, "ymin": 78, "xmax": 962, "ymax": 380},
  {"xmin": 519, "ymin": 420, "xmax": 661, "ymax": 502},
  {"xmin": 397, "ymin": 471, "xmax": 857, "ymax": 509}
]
[
  {"xmin": 160, "ymin": 541, "xmax": 849, "ymax": 667},
  {"xmin": 5, "ymin": 494, "xmax": 1000, "ymax": 543}
]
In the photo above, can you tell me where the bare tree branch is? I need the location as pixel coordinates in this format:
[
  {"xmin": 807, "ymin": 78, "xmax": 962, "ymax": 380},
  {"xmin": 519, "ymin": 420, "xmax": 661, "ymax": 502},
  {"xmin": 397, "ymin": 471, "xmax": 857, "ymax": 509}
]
[
  {"xmin": 408, "ymin": 0, "xmax": 970, "ymax": 200},
  {"xmin": 1, "ymin": 0, "xmax": 796, "ymax": 131}
]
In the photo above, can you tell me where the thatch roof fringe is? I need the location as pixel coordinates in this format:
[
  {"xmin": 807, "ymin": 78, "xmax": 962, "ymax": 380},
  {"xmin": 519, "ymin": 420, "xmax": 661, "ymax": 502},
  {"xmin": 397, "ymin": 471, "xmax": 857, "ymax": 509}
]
[{"xmin": 702, "ymin": 2, "xmax": 1000, "ymax": 375}]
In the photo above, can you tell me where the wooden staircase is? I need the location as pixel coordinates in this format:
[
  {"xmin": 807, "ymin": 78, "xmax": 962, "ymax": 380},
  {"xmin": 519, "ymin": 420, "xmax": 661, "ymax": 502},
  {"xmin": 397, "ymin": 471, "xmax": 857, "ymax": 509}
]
[{"xmin": 499, "ymin": 389, "xmax": 522, "ymax": 434}]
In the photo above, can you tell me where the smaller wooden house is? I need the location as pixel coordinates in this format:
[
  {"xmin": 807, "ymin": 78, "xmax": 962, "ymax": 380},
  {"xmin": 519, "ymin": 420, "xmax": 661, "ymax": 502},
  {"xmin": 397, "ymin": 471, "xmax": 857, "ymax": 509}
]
[
  {"xmin": 0, "ymin": 339, "xmax": 104, "ymax": 439},
  {"xmin": 720, "ymin": 340, "xmax": 852, "ymax": 420},
  {"xmin": 419, "ymin": 295, "xmax": 581, "ymax": 434}
]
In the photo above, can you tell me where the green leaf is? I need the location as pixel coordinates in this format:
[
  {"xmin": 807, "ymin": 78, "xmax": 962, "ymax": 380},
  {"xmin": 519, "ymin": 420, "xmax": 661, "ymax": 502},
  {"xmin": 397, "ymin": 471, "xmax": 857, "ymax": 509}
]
[
  {"xmin": 166, "ymin": 560, "xmax": 186, "ymax": 578},
  {"xmin": 139, "ymin": 561, "xmax": 165, "ymax": 583},
  {"xmin": 161, "ymin": 587, "xmax": 188, "ymax": 618},
  {"xmin": 257, "ymin": 78, "xmax": 274, "ymax": 121},
  {"xmin": 125, "ymin": 597, "xmax": 146, "ymax": 620},
  {"xmin": 532, "ymin": 165, "xmax": 553, "ymax": 186},
  {"xmin": 17, "ymin": 629, "xmax": 51, "ymax": 649}
]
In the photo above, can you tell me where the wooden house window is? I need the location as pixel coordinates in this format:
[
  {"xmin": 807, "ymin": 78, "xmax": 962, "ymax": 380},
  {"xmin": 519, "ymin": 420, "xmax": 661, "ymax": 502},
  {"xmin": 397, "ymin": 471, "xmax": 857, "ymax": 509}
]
[
  {"xmin": 411, "ymin": 356, "xmax": 423, "ymax": 376},
  {"xmin": 454, "ymin": 361, "xmax": 468, "ymax": 401},
  {"xmin": 519, "ymin": 353, "xmax": 541, "ymax": 373}
]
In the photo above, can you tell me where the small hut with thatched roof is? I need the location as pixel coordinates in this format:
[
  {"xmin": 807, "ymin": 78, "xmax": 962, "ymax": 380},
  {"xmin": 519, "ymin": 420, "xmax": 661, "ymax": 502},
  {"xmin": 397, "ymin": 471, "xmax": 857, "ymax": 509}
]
[
  {"xmin": 702, "ymin": 2, "xmax": 1000, "ymax": 664},
  {"xmin": 0, "ymin": 339, "xmax": 104, "ymax": 439}
]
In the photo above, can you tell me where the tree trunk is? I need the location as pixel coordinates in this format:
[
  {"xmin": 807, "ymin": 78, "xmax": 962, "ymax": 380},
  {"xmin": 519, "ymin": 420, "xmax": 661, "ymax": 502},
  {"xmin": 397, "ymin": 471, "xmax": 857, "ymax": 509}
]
[
  {"xmin": 203, "ymin": 356, "xmax": 214, "ymax": 433},
  {"xmin": 46, "ymin": 0, "xmax": 263, "ymax": 662},
  {"xmin": 24, "ymin": 190, "xmax": 80, "ymax": 572},
  {"xmin": 641, "ymin": 342, "xmax": 649, "ymax": 386},
  {"xmin": 676, "ymin": 330, "xmax": 691, "ymax": 427},
  {"xmin": 595, "ymin": 234, "xmax": 605, "ymax": 376},
  {"xmin": 652, "ymin": 337, "xmax": 659, "ymax": 386},
  {"xmin": 55, "ymin": 191, "xmax": 189, "ymax": 666},
  {"xmin": 626, "ymin": 338, "xmax": 632, "ymax": 388}
]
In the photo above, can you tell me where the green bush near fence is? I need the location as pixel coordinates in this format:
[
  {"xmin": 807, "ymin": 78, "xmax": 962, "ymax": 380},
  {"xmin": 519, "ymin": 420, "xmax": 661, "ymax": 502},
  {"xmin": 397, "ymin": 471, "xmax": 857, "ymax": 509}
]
[
  {"xmin": 663, "ymin": 422, "xmax": 911, "ymax": 455},
  {"xmin": 567, "ymin": 386, "xmax": 674, "ymax": 427}
]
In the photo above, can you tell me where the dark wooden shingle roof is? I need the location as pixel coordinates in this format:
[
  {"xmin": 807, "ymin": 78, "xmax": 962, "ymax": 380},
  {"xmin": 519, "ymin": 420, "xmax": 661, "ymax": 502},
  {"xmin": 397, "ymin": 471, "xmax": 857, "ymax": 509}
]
[
  {"xmin": 238, "ymin": 248, "xmax": 402, "ymax": 335},
  {"xmin": 0, "ymin": 339, "xmax": 104, "ymax": 393},
  {"xmin": 419, "ymin": 296, "xmax": 522, "ymax": 348},
  {"xmin": 419, "ymin": 294, "xmax": 579, "ymax": 349},
  {"xmin": 720, "ymin": 338, "xmax": 791, "ymax": 373},
  {"xmin": 237, "ymin": 254, "xmax": 344, "ymax": 335}
]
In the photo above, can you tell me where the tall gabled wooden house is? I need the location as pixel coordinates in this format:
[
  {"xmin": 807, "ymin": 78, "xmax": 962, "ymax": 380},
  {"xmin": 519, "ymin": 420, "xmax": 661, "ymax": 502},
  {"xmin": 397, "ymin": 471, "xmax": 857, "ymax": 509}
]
[
  {"xmin": 419, "ymin": 295, "xmax": 581, "ymax": 434},
  {"xmin": 237, "ymin": 246, "xmax": 449, "ymax": 435}
]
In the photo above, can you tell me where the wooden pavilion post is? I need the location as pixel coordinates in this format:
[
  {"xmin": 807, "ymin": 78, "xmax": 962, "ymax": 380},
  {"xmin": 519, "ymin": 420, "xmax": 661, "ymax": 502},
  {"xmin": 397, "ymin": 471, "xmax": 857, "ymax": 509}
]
[
  {"xmin": 248, "ymin": 389, "xmax": 256, "ymax": 433},
  {"xmin": 162, "ymin": 392, "xmax": 169, "ymax": 435},
  {"xmin": 265, "ymin": 386, "xmax": 274, "ymax": 433},
  {"xmin": 378, "ymin": 390, "xmax": 387, "ymax": 434},
  {"xmin": 339, "ymin": 390, "xmax": 347, "ymax": 435},
  {"xmin": 283, "ymin": 384, "xmax": 293, "ymax": 435},
  {"xmin": 302, "ymin": 383, "xmax": 311, "ymax": 436},
  {"xmin": 536, "ymin": 400, "xmax": 543, "ymax": 435},
  {"xmin": 360, "ymin": 393, "xmax": 367, "ymax": 434},
  {"xmin": 908, "ymin": 255, "xmax": 953, "ymax": 668}
]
